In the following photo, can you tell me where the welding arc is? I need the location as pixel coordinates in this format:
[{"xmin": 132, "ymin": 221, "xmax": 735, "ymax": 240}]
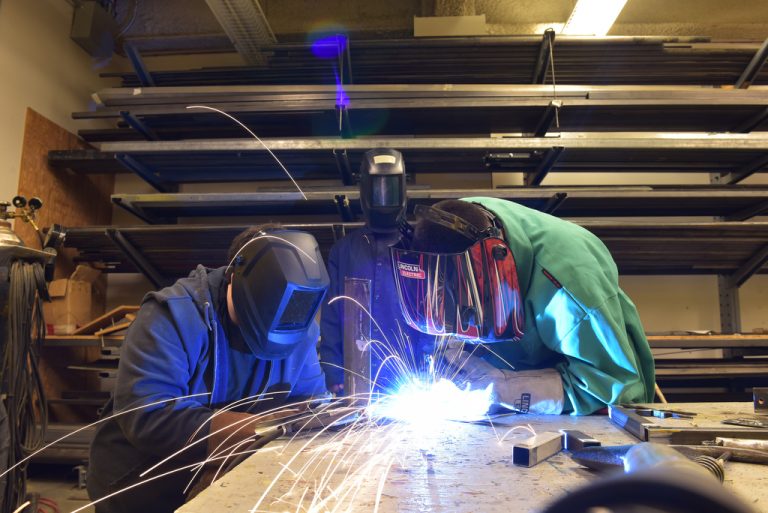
[{"xmin": 185, "ymin": 105, "xmax": 307, "ymax": 200}]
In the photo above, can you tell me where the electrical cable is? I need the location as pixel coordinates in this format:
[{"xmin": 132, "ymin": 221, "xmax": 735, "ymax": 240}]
[
  {"xmin": 1, "ymin": 261, "xmax": 48, "ymax": 512},
  {"xmin": 37, "ymin": 496, "xmax": 60, "ymax": 513}
]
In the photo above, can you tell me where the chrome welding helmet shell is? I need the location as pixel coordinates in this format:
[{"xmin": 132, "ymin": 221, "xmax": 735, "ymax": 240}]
[
  {"xmin": 230, "ymin": 230, "xmax": 329, "ymax": 359},
  {"xmin": 359, "ymin": 148, "xmax": 407, "ymax": 232},
  {"xmin": 391, "ymin": 205, "xmax": 524, "ymax": 343}
]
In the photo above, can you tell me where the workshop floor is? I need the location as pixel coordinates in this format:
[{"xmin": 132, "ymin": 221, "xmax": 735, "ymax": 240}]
[{"xmin": 27, "ymin": 464, "xmax": 94, "ymax": 513}]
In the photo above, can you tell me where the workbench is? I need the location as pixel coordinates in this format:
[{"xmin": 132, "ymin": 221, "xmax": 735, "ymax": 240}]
[{"xmin": 179, "ymin": 402, "xmax": 767, "ymax": 513}]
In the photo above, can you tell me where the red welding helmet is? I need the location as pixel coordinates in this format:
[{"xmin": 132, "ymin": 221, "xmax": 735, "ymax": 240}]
[{"xmin": 391, "ymin": 205, "xmax": 524, "ymax": 343}]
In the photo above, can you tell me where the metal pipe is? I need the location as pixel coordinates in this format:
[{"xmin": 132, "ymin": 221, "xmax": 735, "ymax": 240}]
[{"xmin": 342, "ymin": 278, "xmax": 372, "ymax": 403}]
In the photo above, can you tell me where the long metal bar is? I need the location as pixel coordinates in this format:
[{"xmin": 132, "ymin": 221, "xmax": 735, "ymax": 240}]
[
  {"xmin": 104, "ymin": 228, "xmax": 167, "ymax": 288},
  {"xmin": 64, "ymin": 220, "xmax": 768, "ymax": 236},
  {"xmin": 123, "ymin": 44, "xmax": 155, "ymax": 87},
  {"xmin": 343, "ymin": 278, "xmax": 372, "ymax": 401},
  {"xmin": 75, "ymin": 98, "xmax": 768, "ymax": 122},
  {"xmin": 91, "ymin": 83, "xmax": 768, "ymax": 103},
  {"xmin": 647, "ymin": 335, "xmax": 768, "ymax": 349},
  {"xmin": 110, "ymin": 187, "xmax": 768, "ymax": 207},
  {"xmin": 735, "ymin": 37, "xmax": 768, "ymax": 89},
  {"xmin": 62, "ymin": 221, "xmax": 768, "ymax": 279},
  {"xmin": 254, "ymin": 35, "xmax": 729, "ymax": 47},
  {"xmin": 98, "ymin": 133, "xmax": 768, "ymax": 153},
  {"xmin": 74, "ymin": 98, "xmax": 768, "ymax": 124},
  {"xmin": 109, "ymin": 187, "xmax": 768, "ymax": 222},
  {"xmin": 609, "ymin": 406, "xmax": 768, "ymax": 444}
]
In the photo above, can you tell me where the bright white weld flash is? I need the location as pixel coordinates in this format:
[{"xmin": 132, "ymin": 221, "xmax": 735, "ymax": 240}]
[{"xmin": 367, "ymin": 378, "xmax": 493, "ymax": 424}]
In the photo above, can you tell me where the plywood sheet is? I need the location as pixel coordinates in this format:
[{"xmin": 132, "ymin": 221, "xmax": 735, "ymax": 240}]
[{"xmin": 15, "ymin": 108, "xmax": 115, "ymax": 422}]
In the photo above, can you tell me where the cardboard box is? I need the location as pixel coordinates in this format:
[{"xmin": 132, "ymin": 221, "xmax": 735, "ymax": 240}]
[{"xmin": 44, "ymin": 265, "xmax": 102, "ymax": 335}]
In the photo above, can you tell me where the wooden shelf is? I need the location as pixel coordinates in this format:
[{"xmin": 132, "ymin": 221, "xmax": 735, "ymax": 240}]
[
  {"xmin": 44, "ymin": 335, "xmax": 124, "ymax": 348},
  {"xmin": 647, "ymin": 334, "xmax": 768, "ymax": 349}
]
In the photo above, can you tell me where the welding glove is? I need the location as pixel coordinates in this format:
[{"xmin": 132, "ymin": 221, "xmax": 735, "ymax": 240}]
[
  {"xmin": 205, "ymin": 411, "xmax": 260, "ymax": 459},
  {"xmin": 442, "ymin": 344, "xmax": 564, "ymax": 415},
  {"xmin": 183, "ymin": 410, "xmax": 260, "ymax": 501}
]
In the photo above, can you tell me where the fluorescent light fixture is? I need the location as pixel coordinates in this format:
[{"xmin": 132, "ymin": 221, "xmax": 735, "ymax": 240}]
[{"xmin": 561, "ymin": 0, "xmax": 628, "ymax": 36}]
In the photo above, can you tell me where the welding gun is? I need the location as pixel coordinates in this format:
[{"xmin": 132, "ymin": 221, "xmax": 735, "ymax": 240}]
[
  {"xmin": 222, "ymin": 403, "xmax": 359, "ymax": 473},
  {"xmin": 545, "ymin": 442, "xmax": 758, "ymax": 513}
]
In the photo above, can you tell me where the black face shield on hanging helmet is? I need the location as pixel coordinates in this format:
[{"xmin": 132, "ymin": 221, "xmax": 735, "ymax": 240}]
[
  {"xmin": 391, "ymin": 204, "xmax": 524, "ymax": 343},
  {"xmin": 359, "ymin": 148, "xmax": 407, "ymax": 232},
  {"xmin": 230, "ymin": 230, "xmax": 330, "ymax": 359}
]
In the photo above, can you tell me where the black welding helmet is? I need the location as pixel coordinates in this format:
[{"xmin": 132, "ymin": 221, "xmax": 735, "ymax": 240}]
[
  {"xmin": 359, "ymin": 148, "xmax": 406, "ymax": 232},
  {"xmin": 230, "ymin": 230, "xmax": 329, "ymax": 359},
  {"xmin": 391, "ymin": 205, "xmax": 524, "ymax": 343}
]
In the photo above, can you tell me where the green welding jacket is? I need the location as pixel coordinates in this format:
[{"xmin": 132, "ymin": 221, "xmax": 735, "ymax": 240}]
[{"xmin": 462, "ymin": 197, "xmax": 655, "ymax": 415}]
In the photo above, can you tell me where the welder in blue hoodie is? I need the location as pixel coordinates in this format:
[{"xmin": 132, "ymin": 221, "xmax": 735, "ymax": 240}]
[
  {"xmin": 320, "ymin": 149, "xmax": 431, "ymax": 394},
  {"xmin": 87, "ymin": 226, "xmax": 330, "ymax": 513}
]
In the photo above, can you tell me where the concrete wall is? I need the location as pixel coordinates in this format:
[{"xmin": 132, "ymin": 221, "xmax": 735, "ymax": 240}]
[{"xmin": 0, "ymin": 0, "xmax": 119, "ymax": 197}]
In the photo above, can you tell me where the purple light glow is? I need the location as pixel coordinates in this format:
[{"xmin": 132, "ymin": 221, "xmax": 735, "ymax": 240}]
[
  {"xmin": 310, "ymin": 34, "xmax": 347, "ymax": 60},
  {"xmin": 335, "ymin": 70, "xmax": 350, "ymax": 108}
]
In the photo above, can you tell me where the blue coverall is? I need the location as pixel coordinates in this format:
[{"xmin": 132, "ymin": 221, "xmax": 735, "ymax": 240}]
[
  {"xmin": 87, "ymin": 265, "xmax": 326, "ymax": 513},
  {"xmin": 319, "ymin": 226, "xmax": 432, "ymax": 392}
]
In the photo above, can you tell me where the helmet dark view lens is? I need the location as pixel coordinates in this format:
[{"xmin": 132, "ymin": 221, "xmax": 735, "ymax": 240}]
[
  {"xmin": 275, "ymin": 289, "xmax": 323, "ymax": 330},
  {"xmin": 372, "ymin": 175, "xmax": 402, "ymax": 207}
]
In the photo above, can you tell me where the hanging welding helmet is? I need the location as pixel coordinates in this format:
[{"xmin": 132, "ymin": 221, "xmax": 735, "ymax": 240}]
[
  {"xmin": 230, "ymin": 230, "xmax": 329, "ymax": 359},
  {"xmin": 391, "ymin": 205, "xmax": 524, "ymax": 343},
  {"xmin": 359, "ymin": 148, "xmax": 406, "ymax": 232}
]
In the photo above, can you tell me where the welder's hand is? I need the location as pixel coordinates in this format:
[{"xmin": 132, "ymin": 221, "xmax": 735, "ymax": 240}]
[
  {"xmin": 441, "ymin": 343, "xmax": 505, "ymax": 386},
  {"xmin": 441, "ymin": 343, "xmax": 565, "ymax": 415}
]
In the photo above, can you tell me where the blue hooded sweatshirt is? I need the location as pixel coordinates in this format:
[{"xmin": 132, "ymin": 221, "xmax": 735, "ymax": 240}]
[{"xmin": 87, "ymin": 265, "xmax": 326, "ymax": 513}]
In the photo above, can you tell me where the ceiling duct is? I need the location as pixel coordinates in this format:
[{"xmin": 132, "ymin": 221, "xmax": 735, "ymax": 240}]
[{"xmin": 205, "ymin": 0, "xmax": 276, "ymax": 65}]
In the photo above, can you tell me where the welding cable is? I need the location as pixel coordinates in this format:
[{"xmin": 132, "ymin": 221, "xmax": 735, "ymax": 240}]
[
  {"xmin": 36, "ymin": 496, "xmax": 60, "ymax": 513},
  {"xmin": 221, "ymin": 424, "xmax": 287, "ymax": 474},
  {"xmin": 1, "ymin": 261, "xmax": 49, "ymax": 512},
  {"xmin": 542, "ymin": 463, "xmax": 756, "ymax": 513}
]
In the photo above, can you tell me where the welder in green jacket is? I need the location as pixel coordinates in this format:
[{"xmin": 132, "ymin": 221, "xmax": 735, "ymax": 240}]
[{"xmin": 391, "ymin": 197, "xmax": 655, "ymax": 415}]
